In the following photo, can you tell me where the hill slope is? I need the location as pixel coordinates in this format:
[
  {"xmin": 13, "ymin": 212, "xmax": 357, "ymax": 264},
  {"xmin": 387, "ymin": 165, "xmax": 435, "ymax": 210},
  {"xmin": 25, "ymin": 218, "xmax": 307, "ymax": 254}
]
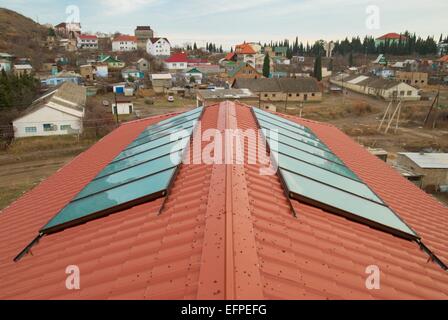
[{"xmin": 0, "ymin": 7, "xmax": 52, "ymax": 66}]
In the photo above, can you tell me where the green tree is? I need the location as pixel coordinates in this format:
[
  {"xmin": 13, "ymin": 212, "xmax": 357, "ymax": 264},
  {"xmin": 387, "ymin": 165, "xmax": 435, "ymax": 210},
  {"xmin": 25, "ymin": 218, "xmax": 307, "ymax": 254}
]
[
  {"xmin": 193, "ymin": 42, "xmax": 197, "ymax": 50},
  {"xmin": 262, "ymin": 54, "xmax": 271, "ymax": 78},
  {"xmin": 313, "ymin": 55, "xmax": 322, "ymax": 81}
]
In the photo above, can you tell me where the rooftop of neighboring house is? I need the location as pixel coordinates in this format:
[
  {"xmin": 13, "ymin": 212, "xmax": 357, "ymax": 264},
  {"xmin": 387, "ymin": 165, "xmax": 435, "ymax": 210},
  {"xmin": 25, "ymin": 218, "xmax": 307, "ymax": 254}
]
[
  {"xmin": 14, "ymin": 82, "xmax": 86, "ymax": 121},
  {"xmin": 197, "ymin": 88, "xmax": 257, "ymax": 99},
  {"xmin": 399, "ymin": 153, "xmax": 448, "ymax": 169},
  {"xmin": 1, "ymin": 101, "xmax": 448, "ymax": 299},
  {"xmin": 113, "ymin": 35, "xmax": 138, "ymax": 42},
  {"xmin": 233, "ymin": 77, "xmax": 320, "ymax": 93},
  {"xmin": 224, "ymin": 52, "xmax": 236, "ymax": 61},
  {"xmin": 164, "ymin": 52, "xmax": 189, "ymax": 63},
  {"xmin": 135, "ymin": 26, "xmax": 153, "ymax": 31},
  {"xmin": 14, "ymin": 64, "xmax": 33, "ymax": 70},
  {"xmin": 438, "ymin": 55, "xmax": 448, "ymax": 63},
  {"xmin": 376, "ymin": 33, "xmax": 408, "ymax": 40},
  {"xmin": 78, "ymin": 34, "xmax": 98, "ymax": 40},
  {"xmin": 235, "ymin": 43, "xmax": 257, "ymax": 55},
  {"xmin": 148, "ymin": 37, "xmax": 170, "ymax": 44},
  {"xmin": 151, "ymin": 73, "xmax": 172, "ymax": 80},
  {"xmin": 227, "ymin": 62, "xmax": 260, "ymax": 78}
]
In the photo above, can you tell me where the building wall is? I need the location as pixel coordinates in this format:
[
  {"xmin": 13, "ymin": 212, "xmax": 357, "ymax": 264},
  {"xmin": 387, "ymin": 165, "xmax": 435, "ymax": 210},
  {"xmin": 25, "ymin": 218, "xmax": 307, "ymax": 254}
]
[
  {"xmin": 77, "ymin": 39, "xmax": 98, "ymax": 49},
  {"xmin": 396, "ymin": 71, "xmax": 428, "ymax": 87},
  {"xmin": 257, "ymin": 91, "xmax": 322, "ymax": 102},
  {"xmin": 165, "ymin": 62, "xmax": 188, "ymax": 71},
  {"xmin": 147, "ymin": 39, "xmax": 171, "ymax": 56},
  {"xmin": 397, "ymin": 154, "xmax": 448, "ymax": 190},
  {"xmin": 152, "ymin": 79, "xmax": 172, "ymax": 93},
  {"xmin": 112, "ymin": 102, "xmax": 134, "ymax": 115},
  {"xmin": 330, "ymin": 79, "xmax": 420, "ymax": 101},
  {"xmin": 13, "ymin": 106, "xmax": 82, "ymax": 138},
  {"xmin": 112, "ymin": 41, "xmax": 137, "ymax": 52}
]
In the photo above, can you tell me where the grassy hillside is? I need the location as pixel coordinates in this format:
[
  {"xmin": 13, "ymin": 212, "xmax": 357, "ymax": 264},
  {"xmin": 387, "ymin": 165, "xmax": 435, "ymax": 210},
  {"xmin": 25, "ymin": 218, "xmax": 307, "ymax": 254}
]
[{"xmin": 0, "ymin": 7, "xmax": 53, "ymax": 67}]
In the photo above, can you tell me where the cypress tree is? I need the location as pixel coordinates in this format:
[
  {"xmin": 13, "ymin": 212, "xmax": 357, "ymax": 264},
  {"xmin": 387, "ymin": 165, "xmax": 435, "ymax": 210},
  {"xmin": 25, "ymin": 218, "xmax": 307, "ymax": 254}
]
[
  {"xmin": 262, "ymin": 54, "xmax": 270, "ymax": 78},
  {"xmin": 313, "ymin": 55, "xmax": 322, "ymax": 81}
]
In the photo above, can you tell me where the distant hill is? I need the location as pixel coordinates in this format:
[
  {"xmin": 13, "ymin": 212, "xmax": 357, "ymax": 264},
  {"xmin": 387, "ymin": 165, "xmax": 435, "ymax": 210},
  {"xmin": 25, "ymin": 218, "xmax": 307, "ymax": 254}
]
[{"xmin": 0, "ymin": 7, "xmax": 53, "ymax": 67}]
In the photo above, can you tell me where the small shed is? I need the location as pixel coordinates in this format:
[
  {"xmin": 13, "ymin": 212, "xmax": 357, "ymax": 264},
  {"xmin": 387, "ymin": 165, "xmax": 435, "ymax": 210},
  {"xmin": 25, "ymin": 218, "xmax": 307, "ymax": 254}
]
[
  {"xmin": 112, "ymin": 96, "xmax": 134, "ymax": 115},
  {"xmin": 397, "ymin": 153, "xmax": 448, "ymax": 191}
]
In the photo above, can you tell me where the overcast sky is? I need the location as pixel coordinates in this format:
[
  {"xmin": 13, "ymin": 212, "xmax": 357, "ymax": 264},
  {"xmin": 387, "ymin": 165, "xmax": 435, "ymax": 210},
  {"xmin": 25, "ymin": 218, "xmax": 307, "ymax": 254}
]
[{"xmin": 2, "ymin": 0, "xmax": 447, "ymax": 49}]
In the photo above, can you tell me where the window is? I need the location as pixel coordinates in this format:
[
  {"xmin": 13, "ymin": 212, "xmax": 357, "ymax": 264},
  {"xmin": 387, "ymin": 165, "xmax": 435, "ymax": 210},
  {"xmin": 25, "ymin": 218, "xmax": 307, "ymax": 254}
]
[
  {"xmin": 264, "ymin": 94, "xmax": 268, "ymax": 98},
  {"xmin": 312, "ymin": 93, "xmax": 315, "ymax": 97},
  {"xmin": 289, "ymin": 94, "xmax": 292, "ymax": 97},
  {"xmin": 296, "ymin": 94, "xmax": 300, "ymax": 97},
  {"xmin": 407, "ymin": 91, "xmax": 412, "ymax": 96},
  {"xmin": 272, "ymin": 94, "xmax": 276, "ymax": 98},
  {"xmin": 25, "ymin": 127, "xmax": 37, "ymax": 133},
  {"xmin": 60, "ymin": 125, "xmax": 72, "ymax": 131},
  {"xmin": 400, "ymin": 91, "xmax": 405, "ymax": 96},
  {"xmin": 43, "ymin": 124, "xmax": 57, "ymax": 132}
]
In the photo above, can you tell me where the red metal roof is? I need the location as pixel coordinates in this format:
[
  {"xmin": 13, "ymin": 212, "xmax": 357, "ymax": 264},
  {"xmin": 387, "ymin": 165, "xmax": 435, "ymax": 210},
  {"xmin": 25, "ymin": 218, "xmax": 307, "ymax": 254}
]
[
  {"xmin": 164, "ymin": 52, "xmax": 189, "ymax": 63},
  {"xmin": 78, "ymin": 34, "xmax": 97, "ymax": 40},
  {"xmin": 0, "ymin": 102, "xmax": 447, "ymax": 300},
  {"xmin": 113, "ymin": 35, "xmax": 138, "ymax": 42},
  {"xmin": 377, "ymin": 33, "xmax": 408, "ymax": 40},
  {"xmin": 224, "ymin": 52, "xmax": 236, "ymax": 61},
  {"xmin": 235, "ymin": 43, "xmax": 256, "ymax": 54},
  {"xmin": 438, "ymin": 55, "xmax": 448, "ymax": 63}
]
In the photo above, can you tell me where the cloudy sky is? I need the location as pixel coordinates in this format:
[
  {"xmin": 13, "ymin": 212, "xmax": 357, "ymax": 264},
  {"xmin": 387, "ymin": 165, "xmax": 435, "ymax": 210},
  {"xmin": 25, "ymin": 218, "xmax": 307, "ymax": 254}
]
[{"xmin": 2, "ymin": 0, "xmax": 447, "ymax": 49}]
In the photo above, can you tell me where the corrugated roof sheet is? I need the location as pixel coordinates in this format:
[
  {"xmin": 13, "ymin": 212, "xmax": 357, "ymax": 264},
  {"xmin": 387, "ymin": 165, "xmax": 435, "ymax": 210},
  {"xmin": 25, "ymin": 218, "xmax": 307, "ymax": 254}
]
[
  {"xmin": 399, "ymin": 153, "xmax": 448, "ymax": 169},
  {"xmin": 0, "ymin": 102, "xmax": 447, "ymax": 300}
]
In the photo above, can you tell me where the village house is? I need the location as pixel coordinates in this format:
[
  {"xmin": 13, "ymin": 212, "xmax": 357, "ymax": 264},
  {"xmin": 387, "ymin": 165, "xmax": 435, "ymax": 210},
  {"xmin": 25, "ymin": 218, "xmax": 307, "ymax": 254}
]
[
  {"xmin": 112, "ymin": 96, "xmax": 134, "ymax": 115},
  {"xmin": 76, "ymin": 34, "xmax": 98, "ymax": 50},
  {"xmin": 79, "ymin": 64, "xmax": 98, "ymax": 81},
  {"xmin": 146, "ymin": 38, "xmax": 171, "ymax": 57},
  {"xmin": 150, "ymin": 73, "xmax": 172, "ymax": 93},
  {"xmin": 375, "ymin": 33, "xmax": 408, "ymax": 47},
  {"xmin": 227, "ymin": 62, "xmax": 263, "ymax": 82},
  {"xmin": 395, "ymin": 71, "xmax": 428, "ymax": 87},
  {"xmin": 134, "ymin": 26, "xmax": 154, "ymax": 50},
  {"xmin": 397, "ymin": 153, "xmax": 448, "ymax": 191},
  {"xmin": 13, "ymin": 64, "xmax": 33, "ymax": 77},
  {"xmin": 112, "ymin": 35, "xmax": 138, "ymax": 52},
  {"xmin": 41, "ymin": 71, "xmax": 82, "ymax": 87},
  {"xmin": 137, "ymin": 58, "xmax": 150, "ymax": 72},
  {"xmin": 185, "ymin": 67, "xmax": 203, "ymax": 84},
  {"xmin": 234, "ymin": 43, "xmax": 257, "ymax": 68},
  {"xmin": 164, "ymin": 52, "xmax": 189, "ymax": 72},
  {"xmin": 12, "ymin": 82, "xmax": 86, "ymax": 138},
  {"xmin": 121, "ymin": 67, "xmax": 144, "ymax": 81},
  {"xmin": 99, "ymin": 55, "xmax": 126, "ymax": 70},
  {"xmin": 331, "ymin": 74, "xmax": 420, "ymax": 101},
  {"xmin": 54, "ymin": 22, "xmax": 81, "ymax": 39},
  {"xmin": 233, "ymin": 77, "xmax": 322, "ymax": 103}
]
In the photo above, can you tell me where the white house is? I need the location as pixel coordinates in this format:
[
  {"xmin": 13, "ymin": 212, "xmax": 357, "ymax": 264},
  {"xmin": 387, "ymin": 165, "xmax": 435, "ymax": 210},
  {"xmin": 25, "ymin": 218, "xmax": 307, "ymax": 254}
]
[
  {"xmin": 112, "ymin": 96, "xmax": 134, "ymax": 115},
  {"xmin": 76, "ymin": 34, "xmax": 98, "ymax": 50},
  {"xmin": 112, "ymin": 35, "xmax": 138, "ymax": 52},
  {"xmin": 13, "ymin": 82, "xmax": 86, "ymax": 138},
  {"xmin": 146, "ymin": 37, "xmax": 171, "ymax": 57}
]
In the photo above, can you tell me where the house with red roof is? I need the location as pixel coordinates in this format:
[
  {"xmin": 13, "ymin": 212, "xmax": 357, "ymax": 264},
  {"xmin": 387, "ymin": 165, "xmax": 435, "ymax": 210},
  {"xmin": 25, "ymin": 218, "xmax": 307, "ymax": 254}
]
[
  {"xmin": 76, "ymin": 34, "xmax": 98, "ymax": 50},
  {"xmin": 1, "ymin": 101, "xmax": 447, "ymax": 300},
  {"xmin": 112, "ymin": 35, "xmax": 138, "ymax": 52},
  {"xmin": 164, "ymin": 52, "xmax": 189, "ymax": 71},
  {"xmin": 375, "ymin": 33, "xmax": 408, "ymax": 47}
]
